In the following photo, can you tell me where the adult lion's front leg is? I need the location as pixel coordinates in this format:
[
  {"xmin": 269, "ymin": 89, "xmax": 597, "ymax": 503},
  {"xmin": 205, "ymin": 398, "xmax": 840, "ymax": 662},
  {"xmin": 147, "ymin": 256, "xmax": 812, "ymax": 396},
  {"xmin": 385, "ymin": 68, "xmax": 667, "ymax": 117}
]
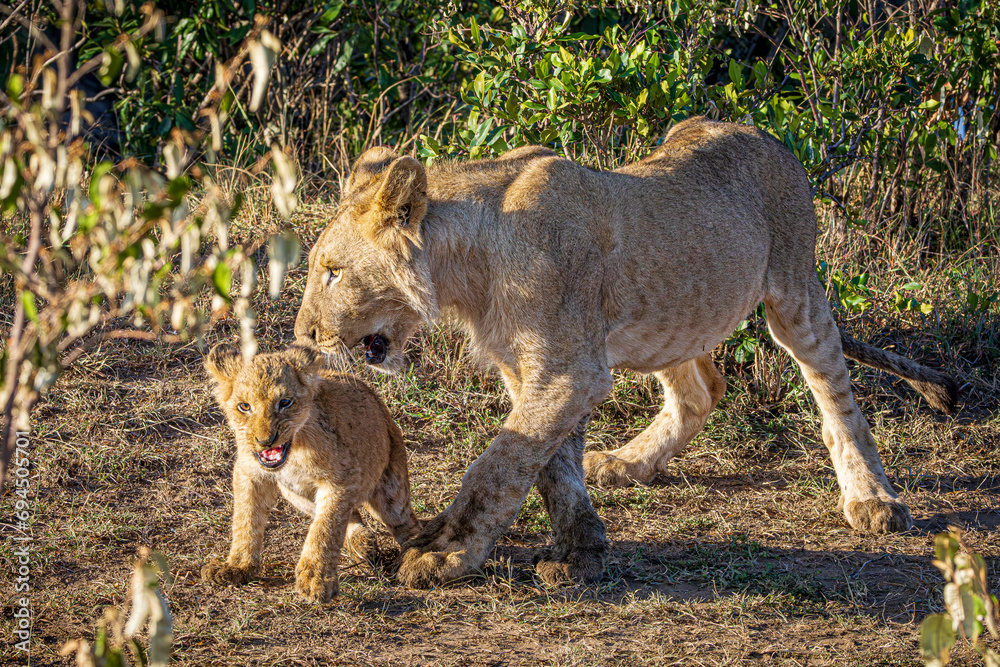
[
  {"xmin": 396, "ymin": 365, "xmax": 612, "ymax": 589},
  {"xmin": 534, "ymin": 416, "xmax": 609, "ymax": 584}
]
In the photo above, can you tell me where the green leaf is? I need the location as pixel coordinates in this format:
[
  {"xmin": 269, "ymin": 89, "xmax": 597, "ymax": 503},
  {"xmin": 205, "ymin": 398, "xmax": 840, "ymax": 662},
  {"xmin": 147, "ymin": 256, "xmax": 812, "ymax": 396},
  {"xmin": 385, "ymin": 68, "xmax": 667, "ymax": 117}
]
[
  {"xmin": 21, "ymin": 291, "xmax": 39, "ymax": 324},
  {"xmin": 167, "ymin": 175, "xmax": 192, "ymax": 203},
  {"xmin": 88, "ymin": 162, "xmax": 116, "ymax": 207},
  {"xmin": 98, "ymin": 47, "xmax": 124, "ymax": 86},
  {"xmin": 213, "ymin": 262, "xmax": 232, "ymax": 302},
  {"xmin": 920, "ymin": 613, "xmax": 956, "ymax": 667},
  {"xmin": 728, "ymin": 59, "xmax": 743, "ymax": 89},
  {"xmin": 319, "ymin": 1, "xmax": 344, "ymax": 23},
  {"xmin": 6, "ymin": 73, "xmax": 23, "ymax": 101},
  {"xmin": 470, "ymin": 16, "xmax": 481, "ymax": 47},
  {"xmin": 333, "ymin": 39, "xmax": 354, "ymax": 72},
  {"xmin": 504, "ymin": 94, "xmax": 520, "ymax": 119}
]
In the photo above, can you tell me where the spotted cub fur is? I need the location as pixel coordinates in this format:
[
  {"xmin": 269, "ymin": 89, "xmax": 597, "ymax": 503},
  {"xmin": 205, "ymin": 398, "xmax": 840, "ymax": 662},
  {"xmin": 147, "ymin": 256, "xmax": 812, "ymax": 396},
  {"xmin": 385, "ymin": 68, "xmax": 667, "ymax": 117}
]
[{"xmin": 201, "ymin": 345, "xmax": 419, "ymax": 603}]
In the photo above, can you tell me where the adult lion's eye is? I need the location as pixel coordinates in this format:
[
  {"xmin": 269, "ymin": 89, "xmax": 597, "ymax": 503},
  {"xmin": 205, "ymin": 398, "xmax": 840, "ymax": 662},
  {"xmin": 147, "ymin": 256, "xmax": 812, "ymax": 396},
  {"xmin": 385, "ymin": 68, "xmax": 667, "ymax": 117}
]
[
  {"xmin": 326, "ymin": 268, "xmax": 342, "ymax": 286},
  {"xmin": 237, "ymin": 402, "xmax": 251, "ymax": 413},
  {"xmin": 278, "ymin": 397, "xmax": 293, "ymax": 410}
]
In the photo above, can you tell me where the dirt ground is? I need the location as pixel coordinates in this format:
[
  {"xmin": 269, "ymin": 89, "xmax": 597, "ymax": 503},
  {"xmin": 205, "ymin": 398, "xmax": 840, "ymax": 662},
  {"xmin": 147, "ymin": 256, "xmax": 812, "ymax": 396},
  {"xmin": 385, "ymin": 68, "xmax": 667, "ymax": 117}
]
[{"xmin": 2, "ymin": 220, "xmax": 998, "ymax": 666}]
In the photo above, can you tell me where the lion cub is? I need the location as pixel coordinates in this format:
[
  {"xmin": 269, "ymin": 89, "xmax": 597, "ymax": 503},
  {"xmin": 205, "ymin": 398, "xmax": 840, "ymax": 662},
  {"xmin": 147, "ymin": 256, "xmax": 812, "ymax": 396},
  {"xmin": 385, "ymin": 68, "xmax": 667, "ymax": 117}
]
[{"xmin": 201, "ymin": 344, "xmax": 420, "ymax": 603}]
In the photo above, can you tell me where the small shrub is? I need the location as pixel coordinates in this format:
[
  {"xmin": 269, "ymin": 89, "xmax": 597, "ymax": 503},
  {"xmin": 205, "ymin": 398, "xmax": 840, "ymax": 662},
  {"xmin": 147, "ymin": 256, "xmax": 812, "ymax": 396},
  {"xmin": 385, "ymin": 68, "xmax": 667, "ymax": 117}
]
[{"xmin": 920, "ymin": 527, "xmax": 1000, "ymax": 667}]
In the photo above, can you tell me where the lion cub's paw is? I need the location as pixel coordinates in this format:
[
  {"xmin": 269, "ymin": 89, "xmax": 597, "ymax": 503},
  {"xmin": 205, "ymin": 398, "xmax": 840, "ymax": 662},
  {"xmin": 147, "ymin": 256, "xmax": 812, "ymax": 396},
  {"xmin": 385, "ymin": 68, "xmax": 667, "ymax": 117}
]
[
  {"xmin": 843, "ymin": 497, "xmax": 913, "ymax": 533},
  {"xmin": 295, "ymin": 557, "xmax": 339, "ymax": 603},
  {"xmin": 395, "ymin": 547, "xmax": 468, "ymax": 589},
  {"xmin": 201, "ymin": 560, "xmax": 257, "ymax": 586}
]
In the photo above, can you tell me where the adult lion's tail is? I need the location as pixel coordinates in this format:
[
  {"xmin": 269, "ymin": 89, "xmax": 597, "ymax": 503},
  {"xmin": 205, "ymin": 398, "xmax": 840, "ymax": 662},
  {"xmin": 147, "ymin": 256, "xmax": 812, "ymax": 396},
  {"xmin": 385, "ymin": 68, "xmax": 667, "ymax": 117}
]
[{"xmin": 839, "ymin": 331, "xmax": 959, "ymax": 414}]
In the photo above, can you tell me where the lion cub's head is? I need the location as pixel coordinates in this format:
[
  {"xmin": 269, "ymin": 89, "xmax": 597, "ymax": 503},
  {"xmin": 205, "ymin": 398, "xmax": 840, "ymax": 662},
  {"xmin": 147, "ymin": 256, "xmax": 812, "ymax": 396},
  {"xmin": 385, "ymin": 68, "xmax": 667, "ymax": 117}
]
[
  {"xmin": 205, "ymin": 345, "xmax": 320, "ymax": 470},
  {"xmin": 294, "ymin": 147, "xmax": 435, "ymax": 374}
]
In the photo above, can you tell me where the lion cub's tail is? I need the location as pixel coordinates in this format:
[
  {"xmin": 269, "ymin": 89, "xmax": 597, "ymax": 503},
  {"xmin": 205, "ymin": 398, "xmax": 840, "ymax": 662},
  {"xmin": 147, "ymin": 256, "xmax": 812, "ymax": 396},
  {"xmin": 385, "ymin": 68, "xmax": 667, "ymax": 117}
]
[{"xmin": 839, "ymin": 331, "xmax": 959, "ymax": 414}]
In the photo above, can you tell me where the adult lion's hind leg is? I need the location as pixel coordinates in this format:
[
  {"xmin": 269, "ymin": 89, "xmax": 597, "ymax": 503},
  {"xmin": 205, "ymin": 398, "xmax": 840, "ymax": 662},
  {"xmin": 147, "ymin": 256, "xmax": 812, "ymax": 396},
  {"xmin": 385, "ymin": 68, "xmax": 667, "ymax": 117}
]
[
  {"xmin": 583, "ymin": 355, "xmax": 725, "ymax": 487},
  {"xmin": 534, "ymin": 416, "xmax": 609, "ymax": 585},
  {"xmin": 764, "ymin": 279, "xmax": 912, "ymax": 533}
]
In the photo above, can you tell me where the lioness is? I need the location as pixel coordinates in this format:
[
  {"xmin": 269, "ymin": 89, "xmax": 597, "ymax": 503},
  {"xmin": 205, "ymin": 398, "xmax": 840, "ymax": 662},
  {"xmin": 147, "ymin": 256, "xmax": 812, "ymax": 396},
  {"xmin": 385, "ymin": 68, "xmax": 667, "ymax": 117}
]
[
  {"xmin": 294, "ymin": 117, "xmax": 957, "ymax": 589},
  {"xmin": 201, "ymin": 345, "xmax": 420, "ymax": 602}
]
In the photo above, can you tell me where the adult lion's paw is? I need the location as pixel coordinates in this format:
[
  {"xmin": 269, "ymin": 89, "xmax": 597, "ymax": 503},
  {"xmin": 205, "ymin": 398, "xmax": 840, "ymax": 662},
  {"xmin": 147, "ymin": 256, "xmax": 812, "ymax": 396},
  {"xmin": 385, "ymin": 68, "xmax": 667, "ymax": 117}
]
[
  {"xmin": 843, "ymin": 497, "xmax": 913, "ymax": 533},
  {"xmin": 395, "ymin": 547, "xmax": 469, "ymax": 589},
  {"xmin": 295, "ymin": 557, "xmax": 338, "ymax": 603},
  {"xmin": 201, "ymin": 560, "xmax": 257, "ymax": 586},
  {"xmin": 533, "ymin": 544, "xmax": 607, "ymax": 586},
  {"xmin": 346, "ymin": 527, "xmax": 400, "ymax": 568},
  {"xmin": 583, "ymin": 451, "xmax": 649, "ymax": 487}
]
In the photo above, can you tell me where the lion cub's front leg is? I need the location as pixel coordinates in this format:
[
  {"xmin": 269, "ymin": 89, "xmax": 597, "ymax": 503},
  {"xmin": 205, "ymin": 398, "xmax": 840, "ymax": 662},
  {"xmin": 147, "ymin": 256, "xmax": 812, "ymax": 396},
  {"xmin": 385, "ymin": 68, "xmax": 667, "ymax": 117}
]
[
  {"xmin": 294, "ymin": 485, "xmax": 355, "ymax": 603},
  {"xmin": 202, "ymin": 465, "xmax": 279, "ymax": 586}
]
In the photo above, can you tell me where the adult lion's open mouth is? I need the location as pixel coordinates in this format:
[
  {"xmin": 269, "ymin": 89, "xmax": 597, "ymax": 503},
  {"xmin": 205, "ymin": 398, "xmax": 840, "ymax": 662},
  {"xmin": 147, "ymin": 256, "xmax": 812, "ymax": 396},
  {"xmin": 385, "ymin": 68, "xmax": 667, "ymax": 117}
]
[
  {"xmin": 362, "ymin": 334, "xmax": 389, "ymax": 365},
  {"xmin": 254, "ymin": 441, "xmax": 290, "ymax": 469}
]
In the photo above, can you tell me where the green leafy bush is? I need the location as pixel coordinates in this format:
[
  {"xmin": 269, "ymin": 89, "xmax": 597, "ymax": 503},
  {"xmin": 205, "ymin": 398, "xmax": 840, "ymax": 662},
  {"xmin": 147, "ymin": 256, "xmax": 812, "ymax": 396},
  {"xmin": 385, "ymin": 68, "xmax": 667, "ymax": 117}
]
[
  {"xmin": 434, "ymin": 1, "xmax": 998, "ymax": 254},
  {"xmin": 920, "ymin": 528, "xmax": 1000, "ymax": 667},
  {"xmin": 60, "ymin": 550, "xmax": 173, "ymax": 667},
  {"xmin": 0, "ymin": 1, "xmax": 294, "ymax": 485}
]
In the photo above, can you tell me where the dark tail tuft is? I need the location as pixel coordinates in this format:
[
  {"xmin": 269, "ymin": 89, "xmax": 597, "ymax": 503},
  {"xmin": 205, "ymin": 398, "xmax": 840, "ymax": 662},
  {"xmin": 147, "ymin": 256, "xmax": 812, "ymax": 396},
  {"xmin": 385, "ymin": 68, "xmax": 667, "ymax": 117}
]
[{"xmin": 840, "ymin": 331, "xmax": 959, "ymax": 414}]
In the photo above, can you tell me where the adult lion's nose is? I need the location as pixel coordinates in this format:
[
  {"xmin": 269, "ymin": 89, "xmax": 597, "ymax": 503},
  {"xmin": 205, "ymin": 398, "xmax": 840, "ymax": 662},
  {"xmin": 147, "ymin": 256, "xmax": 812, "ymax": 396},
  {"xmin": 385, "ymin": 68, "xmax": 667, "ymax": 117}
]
[{"xmin": 293, "ymin": 310, "xmax": 319, "ymax": 346}]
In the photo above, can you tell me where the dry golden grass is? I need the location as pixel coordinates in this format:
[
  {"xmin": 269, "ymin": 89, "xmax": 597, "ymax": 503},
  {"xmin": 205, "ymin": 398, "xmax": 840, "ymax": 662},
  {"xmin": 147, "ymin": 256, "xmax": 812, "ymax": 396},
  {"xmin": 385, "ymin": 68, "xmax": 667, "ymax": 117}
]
[{"xmin": 1, "ymin": 198, "xmax": 998, "ymax": 666}]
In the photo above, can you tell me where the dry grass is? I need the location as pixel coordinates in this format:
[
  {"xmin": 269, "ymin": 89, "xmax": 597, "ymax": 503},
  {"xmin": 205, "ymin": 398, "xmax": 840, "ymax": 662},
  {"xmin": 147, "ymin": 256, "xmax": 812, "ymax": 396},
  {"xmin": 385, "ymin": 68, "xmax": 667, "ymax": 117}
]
[{"xmin": 1, "ymin": 199, "xmax": 998, "ymax": 666}]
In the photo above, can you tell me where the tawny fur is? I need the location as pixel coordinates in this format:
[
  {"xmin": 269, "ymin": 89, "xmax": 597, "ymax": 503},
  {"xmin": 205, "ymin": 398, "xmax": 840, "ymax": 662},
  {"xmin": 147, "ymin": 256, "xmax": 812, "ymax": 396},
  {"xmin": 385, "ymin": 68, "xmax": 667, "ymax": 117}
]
[
  {"xmin": 294, "ymin": 116, "xmax": 958, "ymax": 590},
  {"xmin": 201, "ymin": 345, "xmax": 420, "ymax": 603}
]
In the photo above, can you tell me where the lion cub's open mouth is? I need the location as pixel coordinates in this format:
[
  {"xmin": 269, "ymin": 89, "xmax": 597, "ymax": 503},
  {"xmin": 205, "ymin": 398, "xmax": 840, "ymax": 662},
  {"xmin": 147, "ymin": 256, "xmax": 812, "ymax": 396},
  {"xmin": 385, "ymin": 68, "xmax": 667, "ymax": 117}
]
[
  {"xmin": 362, "ymin": 334, "xmax": 389, "ymax": 365},
  {"xmin": 254, "ymin": 442, "xmax": 290, "ymax": 469}
]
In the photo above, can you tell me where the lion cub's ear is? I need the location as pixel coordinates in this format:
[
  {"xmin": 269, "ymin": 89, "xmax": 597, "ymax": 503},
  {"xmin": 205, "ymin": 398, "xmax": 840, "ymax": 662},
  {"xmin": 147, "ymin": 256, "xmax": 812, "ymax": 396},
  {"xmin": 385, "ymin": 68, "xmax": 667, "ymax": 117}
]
[
  {"xmin": 204, "ymin": 344, "xmax": 244, "ymax": 403},
  {"xmin": 368, "ymin": 156, "xmax": 428, "ymax": 256},
  {"xmin": 284, "ymin": 345, "xmax": 324, "ymax": 391}
]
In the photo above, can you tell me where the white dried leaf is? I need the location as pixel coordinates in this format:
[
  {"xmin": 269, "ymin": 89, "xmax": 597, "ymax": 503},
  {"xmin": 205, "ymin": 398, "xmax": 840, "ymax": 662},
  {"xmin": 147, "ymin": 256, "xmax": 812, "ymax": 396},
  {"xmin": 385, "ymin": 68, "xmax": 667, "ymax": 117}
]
[
  {"xmin": 238, "ymin": 300, "xmax": 257, "ymax": 360},
  {"xmin": 42, "ymin": 68, "xmax": 57, "ymax": 111},
  {"xmin": 267, "ymin": 230, "xmax": 300, "ymax": 299},
  {"xmin": 32, "ymin": 151, "xmax": 55, "ymax": 192},
  {"xmin": 124, "ymin": 40, "xmax": 140, "ymax": 81},
  {"xmin": 270, "ymin": 145, "xmax": 298, "ymax": 220},
  {"xmin": 163, "ymin": 140, "xmax": 183, "ymax": 180},
  {"xmin": 124, "ymin": 556, "xmax": 173, "ymax": 667},
  {"xmin": 208, "ymin": 109, "xmax": 222, "ymax": 152},
  {"xmin": 249, "ymin": 31, "xmax": 281, "ymax": 112},
  {"xmin": 181, "ymin": 223, "xmax": 200, "ymax": 274},
  {"xmin": 214, "ymin": 63, "xmax": 229, "ymax": 94},
  {"xmin": 0, "ymin": 156, "xmax": 18, "ymax": 199},
  {"xmin": 240, "ymin": 257, "xmax": 257, "ymax": 298}
]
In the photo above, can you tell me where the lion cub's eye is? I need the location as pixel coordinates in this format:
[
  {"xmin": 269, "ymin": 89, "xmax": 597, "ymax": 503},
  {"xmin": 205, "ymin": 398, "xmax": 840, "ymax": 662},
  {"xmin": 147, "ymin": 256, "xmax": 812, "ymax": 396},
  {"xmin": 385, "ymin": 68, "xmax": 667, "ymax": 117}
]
[
  {"xmin": 325, "ymin": 267, "xmax": 342, "ymax": 286},
  {"xmin": 278, "ymin": 397, "xmax": 293, "ymax": 410},
  {"xmin": 237, "ymin": 402, "xmax": 252, "ymax": 413}
]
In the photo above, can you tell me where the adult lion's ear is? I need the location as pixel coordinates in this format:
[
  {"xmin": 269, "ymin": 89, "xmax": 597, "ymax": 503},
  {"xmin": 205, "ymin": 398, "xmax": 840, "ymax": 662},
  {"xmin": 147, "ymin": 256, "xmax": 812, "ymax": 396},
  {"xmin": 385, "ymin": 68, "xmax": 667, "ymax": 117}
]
[
  {"xmin": 344, "ymin": 146, "xmax": 398, "ymax": 197},
  {"xmin": 369, "ymin": 156, "xmax": 428, "ymax": 254},
  {"xmin": 204, "ymin": 344, "xmax": 243, "ymax": 402}
]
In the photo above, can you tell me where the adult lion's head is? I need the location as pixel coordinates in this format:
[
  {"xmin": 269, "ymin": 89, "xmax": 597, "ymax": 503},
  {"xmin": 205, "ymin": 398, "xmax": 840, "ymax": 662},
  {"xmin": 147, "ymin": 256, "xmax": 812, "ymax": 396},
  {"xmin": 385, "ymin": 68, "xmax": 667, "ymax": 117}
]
[{"xmin": 294, "ymin": 147, "xmax": 435, "ymax": 373}]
